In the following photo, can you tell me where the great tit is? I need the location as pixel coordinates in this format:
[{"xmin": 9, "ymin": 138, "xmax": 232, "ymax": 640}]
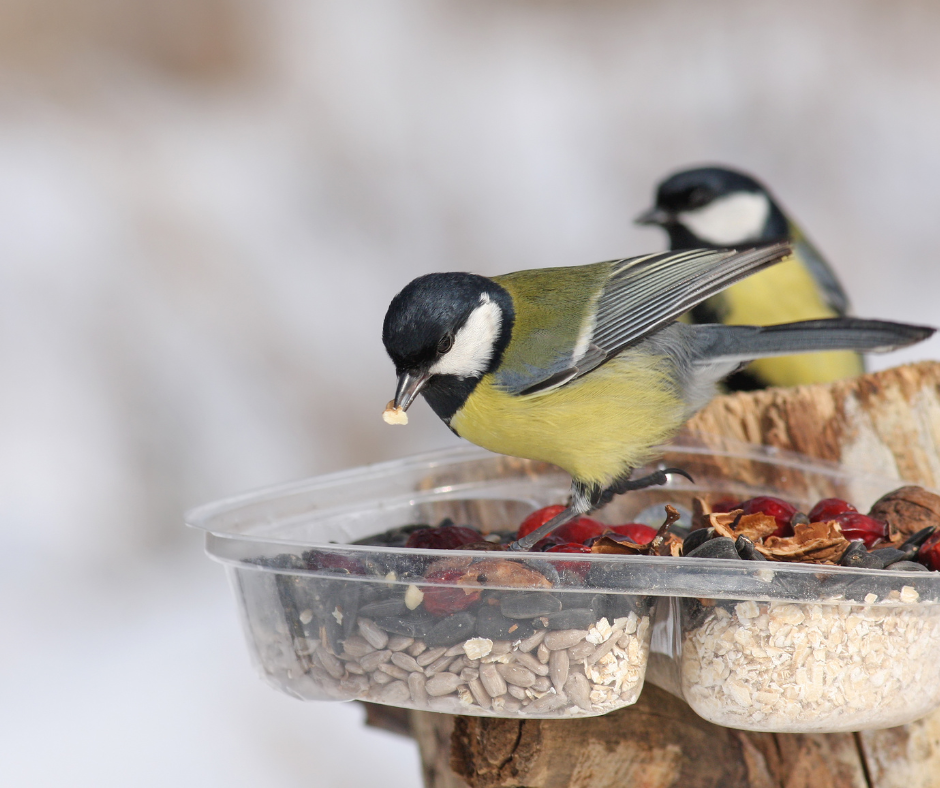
[
  {"xmin": 382, "ymin": 245, "xmax": 933, "ymax": 550},
  {"xmin": 637, "ymin": 166, "xmax": 861, "ymax": 390}
]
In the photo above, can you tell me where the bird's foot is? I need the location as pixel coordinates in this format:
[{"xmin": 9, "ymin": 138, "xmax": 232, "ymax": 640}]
[{"xmin": 613, "ymin": 466, "xmax": 693, "ymax": 493}]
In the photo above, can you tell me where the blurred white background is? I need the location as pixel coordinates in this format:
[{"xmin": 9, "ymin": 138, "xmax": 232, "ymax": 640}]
[{"xmin": 3, "ymin": 1, "xmax": 939, "ymax": 786}]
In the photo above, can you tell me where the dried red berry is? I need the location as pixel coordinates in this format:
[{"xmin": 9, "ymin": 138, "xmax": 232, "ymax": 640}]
[
  {"xmin": 517, "ymin": 505, "xmax": 567, "ymax": 539},
  {"xmin": 545, "ymin": 542, "xmax": 591, "ymax": 578},
  {"xmin": 552, "ymin": 517, "xmax": 606, "ymax": 545},
  {"xmin": 517, "ymin": 507, "xmax": 604, "ymax": 545},
  {"xmin": 405, "ymin": 525, "xmax": 481, "ymax": 550},
  {"xmin": 809, "ymin": 498, "xmax": 857, "ymax": 522},
  {"xmin": 421, "ymin": 566, "xmax": 481, "ymax": 615},
  {"xmin": 608, "ymin": 523, "xmax": 658, "ymax": 544},
  {"xmin": 739, "ymin": 496, "xmax": 797, "ymax": 538},
  {"xmin": 546, "ymin": 542, "xmax": 592, "ymax": 554},
  {"xmin": 918, "ymin": 531, "xmax": 940, "ymax": 571},
  {"xmin": 831, "ymin": 511, "xmax": 887, "ymax": 547}
]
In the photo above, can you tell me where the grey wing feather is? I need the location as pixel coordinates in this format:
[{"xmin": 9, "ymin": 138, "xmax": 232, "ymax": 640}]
[
  {"xmin": 793, "ymin": 235, "xmax": 851, "ymax": 315},
  {"xmin": 514, "ymin": 243, "xmax": 791, "ymax": 396},
  {"xmin": 586, "ymin": 243, "xmax": 790, "ymax": 363}
]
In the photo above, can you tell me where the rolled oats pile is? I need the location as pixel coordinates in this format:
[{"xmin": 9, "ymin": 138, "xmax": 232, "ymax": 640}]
[{"xmin": 680, "ymin": 588, "xmax": 940, "ymax": 731}]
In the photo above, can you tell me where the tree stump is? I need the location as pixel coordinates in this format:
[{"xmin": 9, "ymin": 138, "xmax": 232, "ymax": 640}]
[{"xmin": 394, "ymin": 362, "xmax": 940, "ymax": 788}]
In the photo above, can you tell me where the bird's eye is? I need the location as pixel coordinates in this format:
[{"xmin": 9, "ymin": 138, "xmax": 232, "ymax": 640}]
[
  {"xmin": 687, "ymin": 187, "xmax": 710, "ymax": 208},
  {"xmin": 437, "ymin": 334, "xmax": 454, "ymax": 354}
]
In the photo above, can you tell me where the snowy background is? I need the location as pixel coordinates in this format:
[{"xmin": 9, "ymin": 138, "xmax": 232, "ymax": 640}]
[{"xmin": 3, "ymin": 1, "xmax": 940, "ymax": 786}]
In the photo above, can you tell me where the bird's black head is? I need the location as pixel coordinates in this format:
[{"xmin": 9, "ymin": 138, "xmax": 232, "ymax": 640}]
[
  {"xmin": 382, "ymin": 272, "xmax": 514, "ymax": 423},
  {"xmin": 637, "ymin": 165, "xmax": 787, "ymax": 248}
]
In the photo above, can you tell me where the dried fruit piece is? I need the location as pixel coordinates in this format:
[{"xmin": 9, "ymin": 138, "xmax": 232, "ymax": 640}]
[
  {"xmin": 552, "ymin": 518, "xmax": 606, "ymax": 545},
  {"xmin": 546, "ymin": 542, "xmax": 592, "ymax": 554},
  {"xmin": 919, "ymin": 531, "xmax": 940, "ymax": 571},
  {"xmin": 608, "ymin": 523, "xmax": 658, "ymax": 544},
  {"xmin": 545, "ymin": 542, "xmax": 592, "ymax": 578},
  {"xmin": 831, "ymin": 512, "xmax": 886, "ymax": 548},
  {"xmin": 405, "ymin": 525, "xmax": 482, "ymax": 550},
  {"xmin": 808, "ymin": 498, "xmax": 857, "ymax": 522},
  {"xmin": 421, "ymin": 566, "xmax": 481, "ymax": 616},
  {"xmin": 707, "ymin": 511, "xmax": 779, "ymax": 542},
  {"xmin": 517, "ymin": 506, "xmax": 567, "ymax": 539},
  {"xmin": 692, "ymin": 496, "xmax": 737, "ymax": 530},
  {"xmin": 738, "ymin": 496, "xmax": 797, "ymax": 538},
  {"xmin": 458, "ymin": 559, "xmax": 553, "ymax": 589},
  {"xmin": 757, "ymin": 520, "xmax": 850, "ymax": 564},
  {"xmin": 516, "ymin": 506, "xmax": 605, "ymax": 546},
  {"xmin": 589, "ymin": 535, "xmax": 646, "ymax": 555}
]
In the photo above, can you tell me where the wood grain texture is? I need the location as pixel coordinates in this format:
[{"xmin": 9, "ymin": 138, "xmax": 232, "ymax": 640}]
[
  {"xmin": 683, "ymin": 361, "xmax": 940, "ymax": 487},
  {"xmin": 409, "ymin": 363, "xmax": 940, "ymax": 788}
]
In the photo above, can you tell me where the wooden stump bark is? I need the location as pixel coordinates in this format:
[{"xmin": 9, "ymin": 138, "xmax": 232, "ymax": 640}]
[{"xmin": 395, "ymin": 362, "xmax": 940, "ymax": 788}]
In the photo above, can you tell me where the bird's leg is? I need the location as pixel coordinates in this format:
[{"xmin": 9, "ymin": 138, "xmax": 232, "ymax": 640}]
[
  {"xmin": 508, "ymin": 506, "xmax": 582, "ymax": 551},
  {"xmin": 508, "ymin": 481, "xmax": 595, "ymax": 552}
]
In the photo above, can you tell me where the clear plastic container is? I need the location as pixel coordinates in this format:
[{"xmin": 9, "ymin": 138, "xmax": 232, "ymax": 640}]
[{"xmin": 186, "ymin": 436, "xmax": 940, "ymax": 729}]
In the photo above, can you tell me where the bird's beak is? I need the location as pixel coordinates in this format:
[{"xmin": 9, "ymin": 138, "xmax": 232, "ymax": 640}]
[
  {"xmin": 635, "ymin": 206, "xmax": 672, "ymax": 226},
  {"xmin": 394, "ymin": 370, "xmax": 430, "ymax": 411}
]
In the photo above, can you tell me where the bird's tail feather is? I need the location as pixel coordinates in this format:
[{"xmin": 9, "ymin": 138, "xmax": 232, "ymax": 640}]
[{"xmin": 694, "ymin": 318, "xmax": 935, "ymax": 364}]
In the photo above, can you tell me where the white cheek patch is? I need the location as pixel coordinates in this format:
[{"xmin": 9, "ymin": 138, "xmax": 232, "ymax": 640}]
[
  {"xmin": 429, "ymin": 296, "xmax": 502, "ymax": 378},
  {"xmin": 678, "ymin": 191, "xmax": 771, "ymax": 246}
]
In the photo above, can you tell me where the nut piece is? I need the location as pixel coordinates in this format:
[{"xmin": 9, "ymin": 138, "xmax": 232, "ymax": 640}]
[
  {"xmin": 869, "ymin": 486, "xmax": 940, "ymax": 542},
  {"xmin": 382, "ymin": 402, "xmax": 408, "ymax": 425},
  {"xmin": 463, "ymin": 638, "xmax": 494, "ymax": 660},
  {"xmin": 404, "ymin": 584, "xmax": 424, "ymax": 610}
]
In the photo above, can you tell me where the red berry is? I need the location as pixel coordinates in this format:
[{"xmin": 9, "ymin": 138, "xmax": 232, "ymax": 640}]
[
  {"xmin": 517, "ymin": 505, "xmax": 567, "ymax": 539},
  {"xmin": 710, "ymin": 498, "xmax": 741, "ymax": 514},
  {"xmin": 405, "ymin": 525, "xmax": 481, "ymax": 550},
  {"xmin": 546, "ymin": 543, "xmax": 591, "ymax": 578},
  {"xmin": 739, "ymin": 496, "xmax": 797, "ymax": 538},
  {"xmin": 918, "ymin": 531, "xmax": 940, "ymax": 571},
  {"xmin": 421, "ymin": 566, "xmax": 481, "ymax": 616},
  {"xmin": 831, "ymin": 511, "xmax": 887, "ymax": 547},
  {"xmin": 546, "ymin": 542, "xmax": 592, "ymax": 554},
  {"xmin": 552, "ymin": 517, "xmax": 606, "ymax": 545},
  {"xmin": 608, "ymin": 523, "xmax": 658, "ymax": 545},
  {"xmin": 809, "ymin": 498, "xmax": 857, "ymax": 522},
  {"xmin": 517, "ymin": 507, "xmax": 605, "ymax": 545}
]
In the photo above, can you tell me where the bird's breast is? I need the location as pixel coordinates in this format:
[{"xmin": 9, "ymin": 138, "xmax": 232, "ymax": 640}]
[{"xmin": 450, "ymin": 352, "xmax": 687, "ymax": 488}]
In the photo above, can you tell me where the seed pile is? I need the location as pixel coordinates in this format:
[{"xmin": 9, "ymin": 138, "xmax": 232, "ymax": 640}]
[
  {"xmin": 273, "ymin": 610, "xmax": 649, "ymax": 717},
  {"xmin": 680, "ymin": 590, "xmax": 940, "ymax": 731}
]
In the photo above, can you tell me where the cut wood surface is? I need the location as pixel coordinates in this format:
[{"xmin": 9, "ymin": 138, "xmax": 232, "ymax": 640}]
[{"xmin": 397, "ymin": 362, "xmax": 940, "ymax": 787}]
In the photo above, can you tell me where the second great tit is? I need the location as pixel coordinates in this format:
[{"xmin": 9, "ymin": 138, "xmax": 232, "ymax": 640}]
[
  {"xmin": 382, "ymin": 245, "xmax": 933, "ymax": 550},
  {"xmin": 637, "ymin": 165, "xmax": 862, "ymax": 390}
]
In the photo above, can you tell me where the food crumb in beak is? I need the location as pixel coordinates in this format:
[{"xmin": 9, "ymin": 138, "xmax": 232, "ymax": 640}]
[{"xmin": 383, "ymin": 401, "xmax": 408, "ymax": 425}]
